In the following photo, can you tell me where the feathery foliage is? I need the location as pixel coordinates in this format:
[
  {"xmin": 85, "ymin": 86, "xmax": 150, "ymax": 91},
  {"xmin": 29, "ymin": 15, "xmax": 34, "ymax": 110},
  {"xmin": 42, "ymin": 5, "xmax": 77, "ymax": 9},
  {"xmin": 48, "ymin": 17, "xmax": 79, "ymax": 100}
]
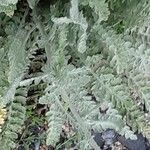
[{"xmin": 0, "ymin": 0, "xmax": 150, "ymax": 149}]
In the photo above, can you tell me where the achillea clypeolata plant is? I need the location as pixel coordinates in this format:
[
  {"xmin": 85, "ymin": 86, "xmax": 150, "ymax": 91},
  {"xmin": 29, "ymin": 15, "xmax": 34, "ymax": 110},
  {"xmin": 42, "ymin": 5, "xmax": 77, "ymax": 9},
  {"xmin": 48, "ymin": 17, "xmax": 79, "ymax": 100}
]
[{"xmin": 0, "ymin": 0, "xmax": 150, "ymax": 149}]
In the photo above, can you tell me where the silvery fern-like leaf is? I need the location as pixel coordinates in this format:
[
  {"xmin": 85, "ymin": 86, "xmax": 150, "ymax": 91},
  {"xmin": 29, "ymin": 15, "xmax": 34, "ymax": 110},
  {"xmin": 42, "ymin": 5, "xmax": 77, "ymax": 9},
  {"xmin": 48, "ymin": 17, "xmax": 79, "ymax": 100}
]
[
  {"xmin": 70, "ymin": 0, "xmax": 88, "ymax": 53},
  {"xmin": 122, "ymin": 36, "xmax": 150, "ymax": 114},
  {"xmin": 0, "ymin": 0, "xmax": 18, "ymax": 6},
  {"xmin": 96, "ymin": 26, "xmax": 128, "ymax": 74},
  {"xmin": 46, "ymin": 104, "xmax": 64, "ymax": 146},
  {"xmin": 70, "ymin": 0, "xmax": 79, "ymax": 21},
  {"xmin": 130, "ymin": 25, "xmax": 150, "ymax": 46},
  {"xmin": 0, "ymin": 4, "xmax": 16, "ymax": 16},
  {"xmin": 78, "ymin": 139, "xmax": 93, "ymax": 150},
  {"xmin": 52, "ymin": 0, "xmax": 88, "ymax": 53},
  {"xmin": 0, "ymin": 0, "xmax": 18, "ymax": 15},
  {"xmin": 130, "ymin": 42, "xmax": 150, "ymax": 76},
  {"xmin": 87, "ymin": 105, "xmax": 137, "ymax": 140},
  {"xmin": 128, "ymin": 67, "xmax": 150, "ymax": 113},
  {"xmin": 1, "ymin": 77, "xmax": 22, "ymax": 105},
  {"xmin": 0, "ymin": 48, "xmax": 9, "ymax": 97},
  {"xmin": 8, "ymin": 29, "xmax": 31, "ymax": 83},
  {"xmin": 52, "ymin": 15, "xmax": 88, "ymax": 53},
  {"xmin": 58, "ymin": 25, "xmax": 68, "ymax": 51},
  {"xmin": 80, "ymin": 0, "xmax": 110, "ymax": 22},
  {"xmin": 0, "ymin": 87, "xmax": 27, "ymax": 150},
  {"xmin": 78, "ymin": 35, "xmax": 87, "ymax": 53},
  {"xmin": 77, "ymin": 12, "xmax": 88, "ymax": 53},
  {"xmin": 86, "ymin": 55, "xmax": 150, "ymax": 137},
  {"xmin": 52, "ymin": 17, "xmax": 72, "ymax": 25}
]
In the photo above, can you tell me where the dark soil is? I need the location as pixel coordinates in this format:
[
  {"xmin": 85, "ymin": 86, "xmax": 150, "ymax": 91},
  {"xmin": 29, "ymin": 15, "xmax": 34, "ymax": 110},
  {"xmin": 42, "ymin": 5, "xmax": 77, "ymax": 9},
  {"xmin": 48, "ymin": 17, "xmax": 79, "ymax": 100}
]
[{"xmin": 93, "ymin": 129, "xmax": 150, "ymax": 150}]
